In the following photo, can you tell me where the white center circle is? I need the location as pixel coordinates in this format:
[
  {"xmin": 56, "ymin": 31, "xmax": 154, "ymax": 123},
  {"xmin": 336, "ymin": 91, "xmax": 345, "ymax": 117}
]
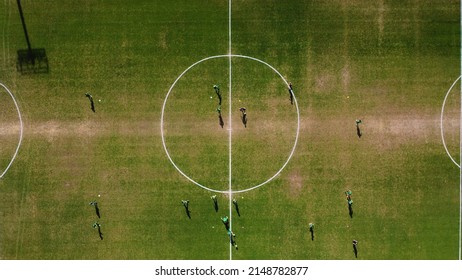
[{"xmin": 160, "ymin": 54, "xmax": 300, "ymax": 193}]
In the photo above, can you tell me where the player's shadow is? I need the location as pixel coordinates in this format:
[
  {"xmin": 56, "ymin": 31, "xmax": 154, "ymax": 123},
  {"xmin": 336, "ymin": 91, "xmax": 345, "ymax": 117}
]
[
  {"xmin": 310, "ymin": 228, "xmax": 314, "ymax": 241},
  {"xmin": 348, "ymin": 204, "xmax": 353, "ymax": 218},
  {"xmin": 356, "ymin": 126, "xmax": 362, "ymax": 138},
  {"xmin": 95, "ymin": 205, "xmax": 101, "ymax": 219},
  {"xmin": 219, "ymin": 114, "xmax": 224, "ymax": 128},
  {"xmin": 241, "ymin": 115, "xmax": 247, "ymax": 128},
  {"xmin": 353, "ymin": 245, "xmax": 358, "ymax": 258},
  {"xmin": 234, "ymin": 204, "xmax": 240, "ymax": 217},
  {"xmin": 185, "ymin": 208, "xmax": 191, "ymax": 219},
  {"xmin": 97, "ymin": 227, "xmax": 103, "ymax": 240},
  {"xmin": 213, "ymin": 201, "xmax": 218, "ymax": 212}
]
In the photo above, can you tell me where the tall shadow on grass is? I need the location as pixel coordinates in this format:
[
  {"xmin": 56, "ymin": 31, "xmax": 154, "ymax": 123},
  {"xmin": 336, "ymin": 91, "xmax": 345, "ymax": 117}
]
[
  {"xmin": 95, "ymin": 204, "xmax": 101, "ymax": 219},
  {"xmin": 93, "ymin": 222, "xmax": 103, "ymax": 240},
  {"xmin": 85, "ymin": 93, "xmax": 95, "ymax": 113},
  {"xmin": 355, "ymin": 119, "xmax": 362, "ymax": 138},
  {"xmin": 241, "ymin": 114, "xmax": 247, "ymax": 128},
  {"xmin": 352, "ymin": 240, "xmax": 358, "ymax": 258},
  {"xmin": 89, "ymin": 201, "xmax": 100, "ymax": 218},
  {"xmin": 219, "ymin": 114, "xmax": 224, "ymax": 128},
  {"xmin": 211, "ymin": 195, "xmax": 218, "ymax": 212},
  {"xmin": 309, "ymin": 226, "xmax": 314, "ymax": 241},
  {"xmin": 98, "ymin": 226, "xmax": 103, "ymax": 240},
  {"xmin": 182, "ymin": 200, "xmax": 191, "ymax": 219},
  {"xmin": 348, "ymin": 203, "xmax": 353, "ymax": 218},
  {"xmin": 232, "ymin": 199, "xmax": 240, "ymax": 217}
]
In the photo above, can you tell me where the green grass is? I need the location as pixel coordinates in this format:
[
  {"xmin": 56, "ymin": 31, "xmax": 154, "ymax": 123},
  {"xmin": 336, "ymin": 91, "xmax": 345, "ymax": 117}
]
[{"xmin": 0, "ymin": 0, "xmax": 460, "ymax": 260}]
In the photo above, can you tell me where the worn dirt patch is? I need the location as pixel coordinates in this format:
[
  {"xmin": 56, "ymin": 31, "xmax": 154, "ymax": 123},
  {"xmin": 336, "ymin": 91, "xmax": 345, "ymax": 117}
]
[{"xmin": 287, "ymin": 169, "xmax": 304, "ymax": 198}]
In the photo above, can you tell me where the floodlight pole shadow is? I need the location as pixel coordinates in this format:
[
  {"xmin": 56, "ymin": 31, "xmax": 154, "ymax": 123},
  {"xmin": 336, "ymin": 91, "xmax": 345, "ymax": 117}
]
[{"xmin": 16, "ymin": 0, "xmax": 49, "ymax": 74}]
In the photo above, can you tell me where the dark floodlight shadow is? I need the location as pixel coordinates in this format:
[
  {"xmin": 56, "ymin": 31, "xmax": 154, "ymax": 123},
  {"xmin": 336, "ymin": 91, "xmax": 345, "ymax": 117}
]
[{"xmin": 16, "ymin": 0, "xmax": 49, "ymax": 74}]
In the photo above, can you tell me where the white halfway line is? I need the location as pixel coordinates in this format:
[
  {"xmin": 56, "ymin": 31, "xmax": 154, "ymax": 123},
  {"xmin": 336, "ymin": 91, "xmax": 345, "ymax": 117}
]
[{"xmin": 228, "ymin": 0, "xmax": 233, "ymax": 261}]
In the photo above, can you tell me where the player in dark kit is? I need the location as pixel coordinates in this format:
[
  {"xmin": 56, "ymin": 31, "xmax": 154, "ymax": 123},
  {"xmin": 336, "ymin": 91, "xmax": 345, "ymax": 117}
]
[
  {"xmin": 356, "ymin": 119, "xmax": 362, "ymax": 138},
  {"xmin": 239, "ymin": 107, "xmax": 247, "ymax": 128},
  {"xmin": 213, "ymin": 84, "xmax": 222, "ymax": 105},
  {"xmin": 288, "ymin": 82, "xmax": 294, "ymax": 105},
  {"xmin": 352, "ymin": 239, "xmax": 358, "ymax": 258}
]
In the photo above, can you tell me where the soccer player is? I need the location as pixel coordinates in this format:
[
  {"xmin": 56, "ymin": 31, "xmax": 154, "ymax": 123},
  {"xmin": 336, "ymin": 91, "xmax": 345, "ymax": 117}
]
[
  {"xmin": 213, "ymin": 85, "xmax": 222, "ymax": 105},
  {"xmin": 239, "ymin": 107, "xmax": 247, "ymax": 128},
  {"xmin": 182, "ymin": 200, "xmax": 191, "ymax": 219},
  {"xmin": 309, "ymin": 223, "xmax": 314, "ymax": 241},
  {"xmin": 356, "ymin": 119, "xmax": 362, "ymax": 138},
  {"xmin": 211, "ymin": 195, "xmax": 218, "ymax": 212},
  {"xmin": 221, "ymin": 216, "xmax": 230, "ymax": 230},
  {"xmin": 93, "ymin": 222, "xmax": 103, "ymax": 240},
  {"xmin": 345, "ymin": 190, "xmax": 352, "ymax": 201},
  {"xmin": 288, "ymin": 82, "xmax": 294, "ymax": 105},
  {"xmin": 89, "ymin": 201, "xmax": 100, "ymax": 218},
  {"xmin": 85, "ymin": 93, "xmax": 95, "ymax": 112},
  {"xmin": 182, "ymin": 200, "xmax": 189, "ymax": 208},
  {"xmin": 232, "ymin": 198, "xmax": 240, "ymax": 216},
  {"xmin": 228, "ymin": 230, "xmax": 238, "ymax": 249},
  {"xmin": 352, "ymin": 239, "xmax": 358, "ymax": 258}
]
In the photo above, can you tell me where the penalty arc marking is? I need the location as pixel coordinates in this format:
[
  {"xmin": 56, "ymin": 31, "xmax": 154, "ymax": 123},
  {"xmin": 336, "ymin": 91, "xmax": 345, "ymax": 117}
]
[
  {"xmin": 440, "ymin": 76, "xmax": 460, "ymax": 168},
  {"xmin": 160, "ymin": 54, "xmax": 300, "ymax": 194},
  {"xmin": 0, "ymin": 83, "xmax": 24, "ymax": 179}
]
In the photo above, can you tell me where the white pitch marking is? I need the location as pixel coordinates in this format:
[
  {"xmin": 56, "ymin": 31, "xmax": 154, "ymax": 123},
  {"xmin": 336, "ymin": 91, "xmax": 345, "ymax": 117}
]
[
  {"xmin": 228, "ymin": 0, "xmax": 233, "ymax": 260},
  {"xmin": 0, "ymin": 83, "xmax": 24, "ymax": 179},
  {"xmin": 440, "ymin": 76, "xmax": 461, "ymax": 168},
  {"xmin": 160, "ymin": 54, "xmax": 300, "ymax": 194}
]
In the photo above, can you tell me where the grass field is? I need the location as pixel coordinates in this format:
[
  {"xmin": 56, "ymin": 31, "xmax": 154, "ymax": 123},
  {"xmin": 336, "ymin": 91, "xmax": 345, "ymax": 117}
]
[{"xmin": 0, "ymin": 0, "xmax": 460, "ymax": 260}]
